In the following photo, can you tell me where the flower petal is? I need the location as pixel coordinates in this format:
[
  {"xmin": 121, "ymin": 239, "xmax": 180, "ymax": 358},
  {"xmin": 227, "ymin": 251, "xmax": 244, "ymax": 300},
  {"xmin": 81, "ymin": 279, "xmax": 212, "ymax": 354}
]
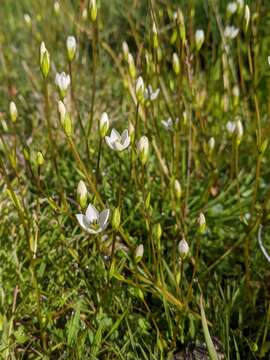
[
  {"xmin": 122, "ymin": 135, "xmax": 130, "ymax": 149},
  {"xmin": 105, "ymin": 136, "xmax": 115, "ymax": 150},
  {"xmin": 76, "ymin": 214, "xmax": 89, "ymax": 231},
  {"xmin": 99, "ymin": 209, "xmax": 110, "ymax": 228},
  {"xmin": 85, "ymin": 203, "xmax": 99, "ymax": 222},
  {"xmin": 110, "ymin": 128, "xmax": 121, "ymax": 142}
]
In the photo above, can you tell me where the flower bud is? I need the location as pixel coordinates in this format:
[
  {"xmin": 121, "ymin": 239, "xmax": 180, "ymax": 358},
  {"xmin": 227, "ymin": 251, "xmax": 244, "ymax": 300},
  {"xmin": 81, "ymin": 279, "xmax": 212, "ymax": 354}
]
[
  {"xmin": 244, "ymin": 5, "xmax": 250, "ymax": 33},
  {"xmin": 58, "ymin": 100, "xmax": 72, "ymax": 136},
  {"xmin": 198, "ymin": 212, "xmax": 206, "ymax": 234},
  {"xmin": 226, "ymin": 121, "xmax": 236, "ymax": 136},
  {"xmin": 77, "ymin": 180, "xmax": 87, "ymax": 208},
  {"xmin": 259, "ymin": 139, "xmax": 268, "ymax": 155},
  {"xmin": 99, "ymin": 112, "xmax": 109, "ymax": 138},
  {"xmin": 195, "ymin": 29, "xmax": 205, "ymax": 51},
  {"xmin": 66, "ymin": 36, "xmax": 77, "ymax": 62},
  {"xmin": 137, "ymin": 136, "xmax": 149, "ymax": 165},
  {"xmin": 82, "ymin": 8, "xmax": 88, "ymax": 20},
  {"xmin": 36, "ymin": 151, "xmax": 44, "ymax": 166},
  {"xmin": 40, "ymin": 42, "xmax": 50, "ymax": 78},
  {"xmin": 174, "ymin": 179, "xmax": 182, "ymax": 199},
  {"xmin": 122, "ymin": 41, "xmax": 129, "ymax": 61},
  {"xmin": 153, "ymin": 223, "xmax": 162, "ymax": 241},
  {"xmin": 208, "ymin": 137, "xmax": 215, "ymax": 154},
  {"xmin": 112, "ymin": 207, "xmax": 121, "ymax": 230},
  {"xmin": 135, "ymin": 76, "xmax": 145, "ymax": 103},
  {"xmin": 145, "ymin": 191, "xmax": 151, "ymax": 210},
  {"xmin": 172, "ymin": 53, "xmax": 180, "ymax": 75},
  {"xmin": 128, "ymin": 53, "xmax": 136, "ymax": 79},
  {"xmin": 235, "ymin": 119, "xmax": 243, "ymax": 145},
  {"xmin": 152, "ymin": 22, "xmax": 158, "ymax": 49},
  {"xmin": 9, "ymin": 101, "xmax": 18, "ymax": 123},
  {"xmin": 178, "ymin": 238, "xmax": 189, "ymax": 259},
  {"xmin": 89, "ymin": 0, "xmax": 97, "ymax": 22},
  {"xmin": 176, "ymin": 9, "xmax": 186, "ymax": 42},
  {"xmin": 24, "ymin": 14, "xmax": 32, "ymax": 27},
  {"xmin": 54, "ymin": 1, "xmax": 60, "ymax": 14},
  {"xmin": 135, "ymin": 244, "xmax": 144, "ymax": 263}
]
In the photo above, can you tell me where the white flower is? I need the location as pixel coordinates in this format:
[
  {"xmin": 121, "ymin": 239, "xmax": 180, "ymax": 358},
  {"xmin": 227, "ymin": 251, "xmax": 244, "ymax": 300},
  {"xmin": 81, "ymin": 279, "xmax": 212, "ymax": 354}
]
[
  {"xmin": 144, "ymin": 85, "xmax": 160, "ymax": 101},
  {"xmin": 66, "ymin": 36, "xmax": 77, "ymax": 61},
  {"xmin": 178, "ymin": 238, "xmax": 189, "ymax": 259},
  {"xmin": 76, "ymin": 203, "xmax": 110, "ymax": 234},
  {"xmin": 161, "ymin": 117, "xmax": 178, "ymax": 131},
  {"xmin": 55, "ymin": 72, "xmax": 71, "ymax": 98},
  {"xmin": 226, "ymin": 121, "xmax": 236, "ymax": 134},
  {"xmin": 105, "ymin": 129, "xmax": 130, "ymax": 151},
  {"xmin": 195, "ymin": 29, "xmax": 205, "ymax": 51},
  {"xmin": 224, "ymin": 25, "xmax": 239, "ymax": 39},
  {"xmin": 227, "ymin": 2, "xmax": 238, "ymax": 15}
]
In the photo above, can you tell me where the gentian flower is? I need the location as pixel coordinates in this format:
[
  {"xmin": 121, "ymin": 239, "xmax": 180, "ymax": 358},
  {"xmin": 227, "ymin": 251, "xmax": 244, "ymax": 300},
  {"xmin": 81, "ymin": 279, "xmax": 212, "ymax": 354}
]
[
  {"xmin": 76, "ymin": 203, "xmax": 110, "ymax": 234},
  {"xmin": 105, "ymin": 129, "xmax": 130, "ymax": 151}
]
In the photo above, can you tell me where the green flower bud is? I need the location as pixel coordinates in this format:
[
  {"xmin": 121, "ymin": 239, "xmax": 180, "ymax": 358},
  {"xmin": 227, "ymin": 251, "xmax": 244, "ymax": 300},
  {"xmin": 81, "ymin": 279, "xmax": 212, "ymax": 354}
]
[
  {"xmin": 244, "ymin": 5, "xmax": 250, "ymax": 33},
  {"xmin": 137, "ymin": 136, "xmax": 149, "ymax": 165},
  {"xmin": 58, "ymin": 101, "xmax": 72, "ymax": 136},
  {"xmin": 89, "ymin": 0, "xmax": 97, "ymax": 22},
  {"xmin": 9, "ymin": 101, "xmax": 18, "ymax": 123},
  {"xmin": 178, "ymin": 238, "xmax": 189, "ymax": 259},
  {"xmin": 195, "ymin": 29, "xmax": 205, "ymax": 51},
  {"xmin": 135, "ymin": 76, "xmax": 145, "ymax": 103},
  {"xmin": 135, "ymin": 244, "xmax": 144, "ymax": 263},
  {"xmin": 172, "ymin": 53, "xmax": 180, "ymax": 75},
  {"xmin": 36, "ymin": 151, "xmax": 44, "ymax": 166},
  {"xmin": 112, "ymin": 207, "xmax": 121, "ymax": 230},
  {"xmin": 77, "ymin": 180, "xmax": 87, "ymax": 208},
  {"xmin": 66, "ymin": 36, "xmax": 77, "ymax": 62},
  {"xmin": 128, "ymin": 53, "xmax": 136, "ymax": 79},
  {"xmin": 99, "ymin": 112, "xmax": 109, "ymax": 138},
  {"xmin": 198, "ymin": 212, "xmax": 206, "ymax": 234},
  {"xmin": 174, "ymin": 179, "xmax": 182, "ymax": 199},
  {"xmin": 40, "ymin": 42, "xmax": 50, "ymax": 78}
]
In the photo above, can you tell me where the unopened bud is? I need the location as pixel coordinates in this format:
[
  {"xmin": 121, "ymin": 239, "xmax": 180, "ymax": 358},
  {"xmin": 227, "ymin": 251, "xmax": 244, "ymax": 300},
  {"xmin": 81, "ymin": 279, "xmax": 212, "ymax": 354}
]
[
  {"xmin": 137, "ymin": 136, "xmax": 149, "ymax": 165},
  {"xmin": 259, "ymin": 139, "xmax": 268, "ymax": 155},
  {"xmin": 128, "ymin": 122, "xmax": 135, "ymax": 143},
  {"xmin": 198, "ymin": 212, "xmax": 206, "ymax": 234},
  {"xmin": 152, "ymin": 22, "xmax": 158, "ymax": 49},
  {"xmin": 145, "ymin": 191, "xmax": 151, "ymax": 210},
  {"xmin": 195, "ymin": 29, "xmax": 205, "ymax": 51},
  {"xmin": 176, "ymin": 9, "xmax": 186, "ymax": 42},
  {"xmin": 172, "ymin": 53, "xmax": 180, "ymax": 75},
  {"xmin": 112, "ymin": 207, "xmax": 121, "ymax": 230},
  {"xmin": 89, "ymin": 0, "xmax": 98, "ymax": 22},
  {"xmin": 36, "ymin": 151, "xmax": 44, "ymax": 166},
  {"xmin": 208, "ymin": 137, "xmax": 215, "ymax": 154},
  {"xmin": 40, "ymin": 42, "xmax": 50, "ymax": 78},
  {"xmin": 235, "ymin": 119, "xmax": 243, "ymax": 145},
  {"xmin": 135, "ymin": 244, "xmax": 144, "ymax": 263},
  {"xmin": 66, "ymin": 36, "xmax": 76, "ymax": 62},
  {"xmin": 153, "ymin": 223, "xmax": 162, "ymax": 241},
  {"xmin": 58, "ymin": 100, "xmax": 72, "ymax": 136},
  {"xmin": 77, "ymin": 180, "xmax": 87, "ymax": 208},
  {"xmin": 174, "ymin": 179, "xmax": 182, "ymax": 199},
  {"xmin": 244, "ymin": 5, "xmax": 250, "ymax": 33},
  {"xmin": 99, "ymin": 112, "xmax": 109, "ymax": 138},
  {"xmin": 9, "ymin": 101, "xmax": 18, "ymax": 123},
  {"xmin": 128, "ymin": 53, "xmax": 136, "ymax": 79},
  {"xmin": 24, "ymin": 14, "xmax": 32, "ymax": 27},
  {"xmin": 122, "ymin": 41, "xmax": 129, "ymax": 61},
  {"xmin": 54, "ymin": 1, "xmax": 60, "ymax": 14},
  {"xmin": 135, "ymin": 76, "xmax": 145, "ymax": 103},
  {"xmin": 178, "ymin": 238, "xmax": 189, "ymax": 259}
]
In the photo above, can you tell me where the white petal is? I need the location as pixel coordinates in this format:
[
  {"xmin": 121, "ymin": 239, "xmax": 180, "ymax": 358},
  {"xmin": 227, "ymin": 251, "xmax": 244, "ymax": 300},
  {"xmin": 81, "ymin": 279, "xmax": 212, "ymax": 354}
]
[
  {"xmin": 110, "ymin": 128, "xmax": 121, "ymax": 142},
  {"xmin": 105, "ymin": 136, "xmax": 115, "ymax": 150},
  {"xmin": 114, "ymin": 141, "xmax": 125, "ymax": 151},
  {"xmin": 76, "ymin": 214, "xmax": 89, "ymax": 231},
  {"xmin": 85, "ymin": 204, "xmax": 99, "ymax": 222},
  {"xmin": 121, "ymin": 129, "xmax": 129, "ymax": 143},
  {"xmin": 99, "ymin": 209, "xmax": 110, "ymax": 228},
  {"xmin": 122, "ymin": 135, "xmax": 130, "ymax": 149},
  {"xmin": 150, "ymin": 88, "xmax": 160, "ymax": 100}
]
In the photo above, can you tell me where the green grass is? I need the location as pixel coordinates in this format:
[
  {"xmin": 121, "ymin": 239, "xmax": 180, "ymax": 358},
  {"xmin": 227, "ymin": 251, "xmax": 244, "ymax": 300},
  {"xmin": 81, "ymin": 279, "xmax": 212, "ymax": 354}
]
[{"xmin": 0, "ymin": 0, "xmax": 270, "ymax": 358}]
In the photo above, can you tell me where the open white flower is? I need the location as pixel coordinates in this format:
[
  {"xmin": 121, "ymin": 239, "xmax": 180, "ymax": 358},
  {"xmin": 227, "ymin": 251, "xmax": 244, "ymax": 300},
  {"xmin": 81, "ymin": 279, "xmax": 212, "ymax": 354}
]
[
  {"xmin": 105, "ymin": 129, "xmax": 130, "ymax": 151},
  {"xmin": 161, "ymin": 118, "xmax": 173, "ymax": 131},
  {"xmin": 144, "ymin": 85, "xmax": 160, "ymax": 101},
  {"xmin": 55, "ymin": 72, "xmax": 71, "ymax": 98},
  {"xmin": 224, "ymin": 25, "xmax": 239, "ymax": 39},
  {"xmin": 76, "ymin": 203, "xmax": 110, "ymax": 234}
]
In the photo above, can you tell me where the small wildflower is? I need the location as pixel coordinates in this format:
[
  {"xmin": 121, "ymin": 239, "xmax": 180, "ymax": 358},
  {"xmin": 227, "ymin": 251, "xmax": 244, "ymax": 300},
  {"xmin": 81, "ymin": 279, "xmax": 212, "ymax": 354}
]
[
  {"xmin": 178, "ymin": 238, "xmax": 189, "ymax": 259},
  {"xmin": 9, "ymin": 101, "xmax": 18, "ymax": 123},
  {"xmin": 105, "ymin": 129, "xmax": 130, "ymax": 151},
  {"xmin": 195, "ymin": 29, "xmax": 205, "ymax": 51},
  {"xmin": 161, "ymin": 118, "xmax": 173, "ymax": 131},
  {"xmin": 76, "ymin": 203, "xmax": 110, "ymax": 234},
  {"xmin": 55, "ymin": 72, "xmax": 71, "ymax": 99},
  {"xmin": 99, "ymin": 112, "xmax": 109, "ymax": 138},
  {"xmin": 144, "ymin": 85, "xmax": 160, "ymax": 101},
  {"xmin": 135, "ymin": 244, "xmax": 144, "ymax": 263},
  {"xmin": 224, "ymin": 25, "xmax": 239, "ymax": 39},
  {"xmin": 66, "ymin": 36, "xmax": 77, "ymax": 62},
  {"xmin": 227, "ymin": 2, "xmax": 238, "ymax": 15},
  {"xmin": 40, "ymin": 42, "xmax": 50, "ymax": 78},
  {"xmin": 77, "ymin": 180, "xmax": 87, "ymax": 208},
  {"xmin": 137, "ymin": 136, "xmax": 149, "ymax": 165}
]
